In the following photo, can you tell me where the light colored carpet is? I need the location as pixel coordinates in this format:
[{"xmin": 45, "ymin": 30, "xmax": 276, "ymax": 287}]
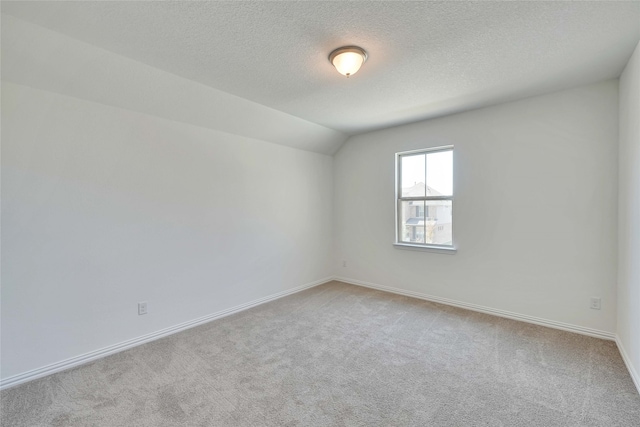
[{"xmin": 1, "ymin": 281, "xmax": 639, "ymax": 426}]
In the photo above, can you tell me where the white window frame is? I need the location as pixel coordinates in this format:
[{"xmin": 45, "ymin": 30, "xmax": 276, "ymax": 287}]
[{"xmin": 394, "ymin": 145, "xmax": 456, "ymax": 254}]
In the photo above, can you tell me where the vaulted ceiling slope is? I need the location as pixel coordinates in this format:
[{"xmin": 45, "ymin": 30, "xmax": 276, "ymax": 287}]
[
  {"xmin": 3, "ymin": 1, "xmax": 640, "ymax": 148},
  {"xmin": 1, "ymin": 14, "xmax": 348, "ymax": 155}
]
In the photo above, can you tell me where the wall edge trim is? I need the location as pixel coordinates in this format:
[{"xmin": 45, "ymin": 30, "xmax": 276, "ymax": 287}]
[
  {"xmin": 0, "ymin": 276, "xmax": 333, "ymax": 390},
  {"xmin": 616, "ymin": 335, "xmax": 640, "ymax": 395}
]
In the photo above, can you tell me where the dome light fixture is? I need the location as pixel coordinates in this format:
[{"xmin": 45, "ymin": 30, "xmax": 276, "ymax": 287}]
[{"xmin": 329, "ymin": 46, "xmax": 368, "ymax": 77}]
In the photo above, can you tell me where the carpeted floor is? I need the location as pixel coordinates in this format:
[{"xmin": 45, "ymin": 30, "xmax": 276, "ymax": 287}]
[{"xmin": 1, "ymin": 281, "xmax": 639, "ymax": 426}]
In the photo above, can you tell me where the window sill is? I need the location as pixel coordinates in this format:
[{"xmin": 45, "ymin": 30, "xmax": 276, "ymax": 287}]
[{"xmin": 393, "ymin": 243, "xmax": 457, "ymax": 254}]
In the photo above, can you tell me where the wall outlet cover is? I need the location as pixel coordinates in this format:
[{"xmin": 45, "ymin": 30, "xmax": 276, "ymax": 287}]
[{"xmin": 138, "ymin": 301, "xmax": 148, "ymax": 315}]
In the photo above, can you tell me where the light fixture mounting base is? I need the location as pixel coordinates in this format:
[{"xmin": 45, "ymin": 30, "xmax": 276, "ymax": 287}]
[{"xmin": 328, "ymin": 46, "xmax": 368, "ymax": 64}]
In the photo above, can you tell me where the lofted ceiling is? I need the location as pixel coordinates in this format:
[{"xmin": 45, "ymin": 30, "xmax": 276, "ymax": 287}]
[{"xmin": 2, "ymin": 1, "xmax": 640, "ymax": 136}]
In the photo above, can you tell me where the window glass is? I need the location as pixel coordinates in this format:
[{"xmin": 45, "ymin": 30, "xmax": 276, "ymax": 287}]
[
  {"xmin": 426, "ymin": 150, "xmax": 453, "ymax": 196},
  {"xmin": 397, "ymin": 147, "xmax": 453, "ymax": 248},
  {"xmin": 401, "ymin": 154, "xmax": 425, "ymax": 198}
]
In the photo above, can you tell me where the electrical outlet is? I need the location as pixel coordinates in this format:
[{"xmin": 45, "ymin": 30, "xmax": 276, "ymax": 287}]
[
  {"xmin": 590, "ymin": 297, "xmax": 601, "ymax": 310},
  {"xmin": 342, "ymin": 260, "xmax": 347, "ymax": 267},
  {"xmin": 138, "ymin": 301, "xmax": 148, "ymax": 315}
]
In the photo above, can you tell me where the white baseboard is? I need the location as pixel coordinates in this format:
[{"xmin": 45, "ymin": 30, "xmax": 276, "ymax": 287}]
[
  {"xmin": 335, "ymin": 276, "xmax": 616, "ymax": 341},
  {"xmin": 4, "ymin": 276, "xmax": 629, "ymax": 392},
  {"xmin": 616, "ymin": 336, "xmax": 640, "ymax": 395},
  {"xmin": 0, "ymin": 277, "xmax": 333, "ymax": 390}
]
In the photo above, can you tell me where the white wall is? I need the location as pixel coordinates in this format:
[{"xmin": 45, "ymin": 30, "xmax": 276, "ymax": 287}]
[
  {"xmin": 1, "ymin": 81, "xmax": 334, "ymax": 381},
  {"xmin": 1, "ymin": 11, "xmax": 633, "ymax": 390},
  {"xmin": 618, "ymin": 40, "xmax": 640, "ymax": 389},
  {"xmin": 334, "ymin": 80, "xmax": 619, "ymax": 334}
]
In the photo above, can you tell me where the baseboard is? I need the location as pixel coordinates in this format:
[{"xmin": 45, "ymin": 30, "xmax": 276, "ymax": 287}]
[
  {"xmin": 616, "ymin": 336, "xmax": 640, "ymax": 395},
  {"xmin": 3, "ymin": 275, "xmax": 623, "ymax": 391},
  {"xmin": 0, "ymin": 276, "xmax": 333, "ymax": 390},
  {"xmin": 335, "ymin": 276, "xmax": 616, "ymax": 341}
]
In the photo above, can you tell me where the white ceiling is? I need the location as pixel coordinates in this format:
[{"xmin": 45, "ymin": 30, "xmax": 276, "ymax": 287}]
[{"xmin": 2, "ymin": 1, "xmax": 640, "ymax": 135}]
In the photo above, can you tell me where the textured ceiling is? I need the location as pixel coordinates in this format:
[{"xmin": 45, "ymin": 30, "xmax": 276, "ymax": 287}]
[{"xmin": 2, "ymin": 1, "xmax": 640, "ymax": 135}]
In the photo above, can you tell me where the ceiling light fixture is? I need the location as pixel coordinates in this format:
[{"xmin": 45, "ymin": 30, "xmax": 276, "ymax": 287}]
[{"xmin": 329, "ymin": 46, "xmax": 368, "ymax": 77}]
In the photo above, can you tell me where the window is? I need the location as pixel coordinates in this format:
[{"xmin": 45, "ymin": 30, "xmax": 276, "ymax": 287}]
[{"xmin": 396, "ymin": 146, "xmax": 453, "ymax": 249}]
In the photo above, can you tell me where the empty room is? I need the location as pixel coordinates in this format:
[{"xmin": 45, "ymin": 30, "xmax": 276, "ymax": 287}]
[{"xmin": 1, "ymin": 1, "xmax": 639, "ymax": 426}]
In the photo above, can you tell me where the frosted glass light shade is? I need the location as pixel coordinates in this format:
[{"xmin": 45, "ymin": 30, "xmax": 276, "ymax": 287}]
[{"xmin": 329, "ymin": 46, "xmax": 367, "ymax": 77}]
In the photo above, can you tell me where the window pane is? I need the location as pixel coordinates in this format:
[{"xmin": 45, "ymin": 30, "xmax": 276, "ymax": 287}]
[
  {"xmin": 396, "ymin": 147, "xmax": 454, "ymax": 248},
  {"xmin": 399, "ymin": 200, "xmax": 425, "ymax": 243},
  {"xmin": 426, "ymin": 150, "xmax": 453, "ymax": 196},
  {"xmin": 424, "ymin": 200, "xmax": 452, "ymax": 245},
  {"xmin": 401, "ymin": 154, "xmax": 425, "ymax": 198}
]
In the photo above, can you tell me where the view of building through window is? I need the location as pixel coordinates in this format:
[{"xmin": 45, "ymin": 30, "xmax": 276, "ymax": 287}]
[{"xmin": 397, "ymin": 148, "xmax": 453, "ymax": 246}]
